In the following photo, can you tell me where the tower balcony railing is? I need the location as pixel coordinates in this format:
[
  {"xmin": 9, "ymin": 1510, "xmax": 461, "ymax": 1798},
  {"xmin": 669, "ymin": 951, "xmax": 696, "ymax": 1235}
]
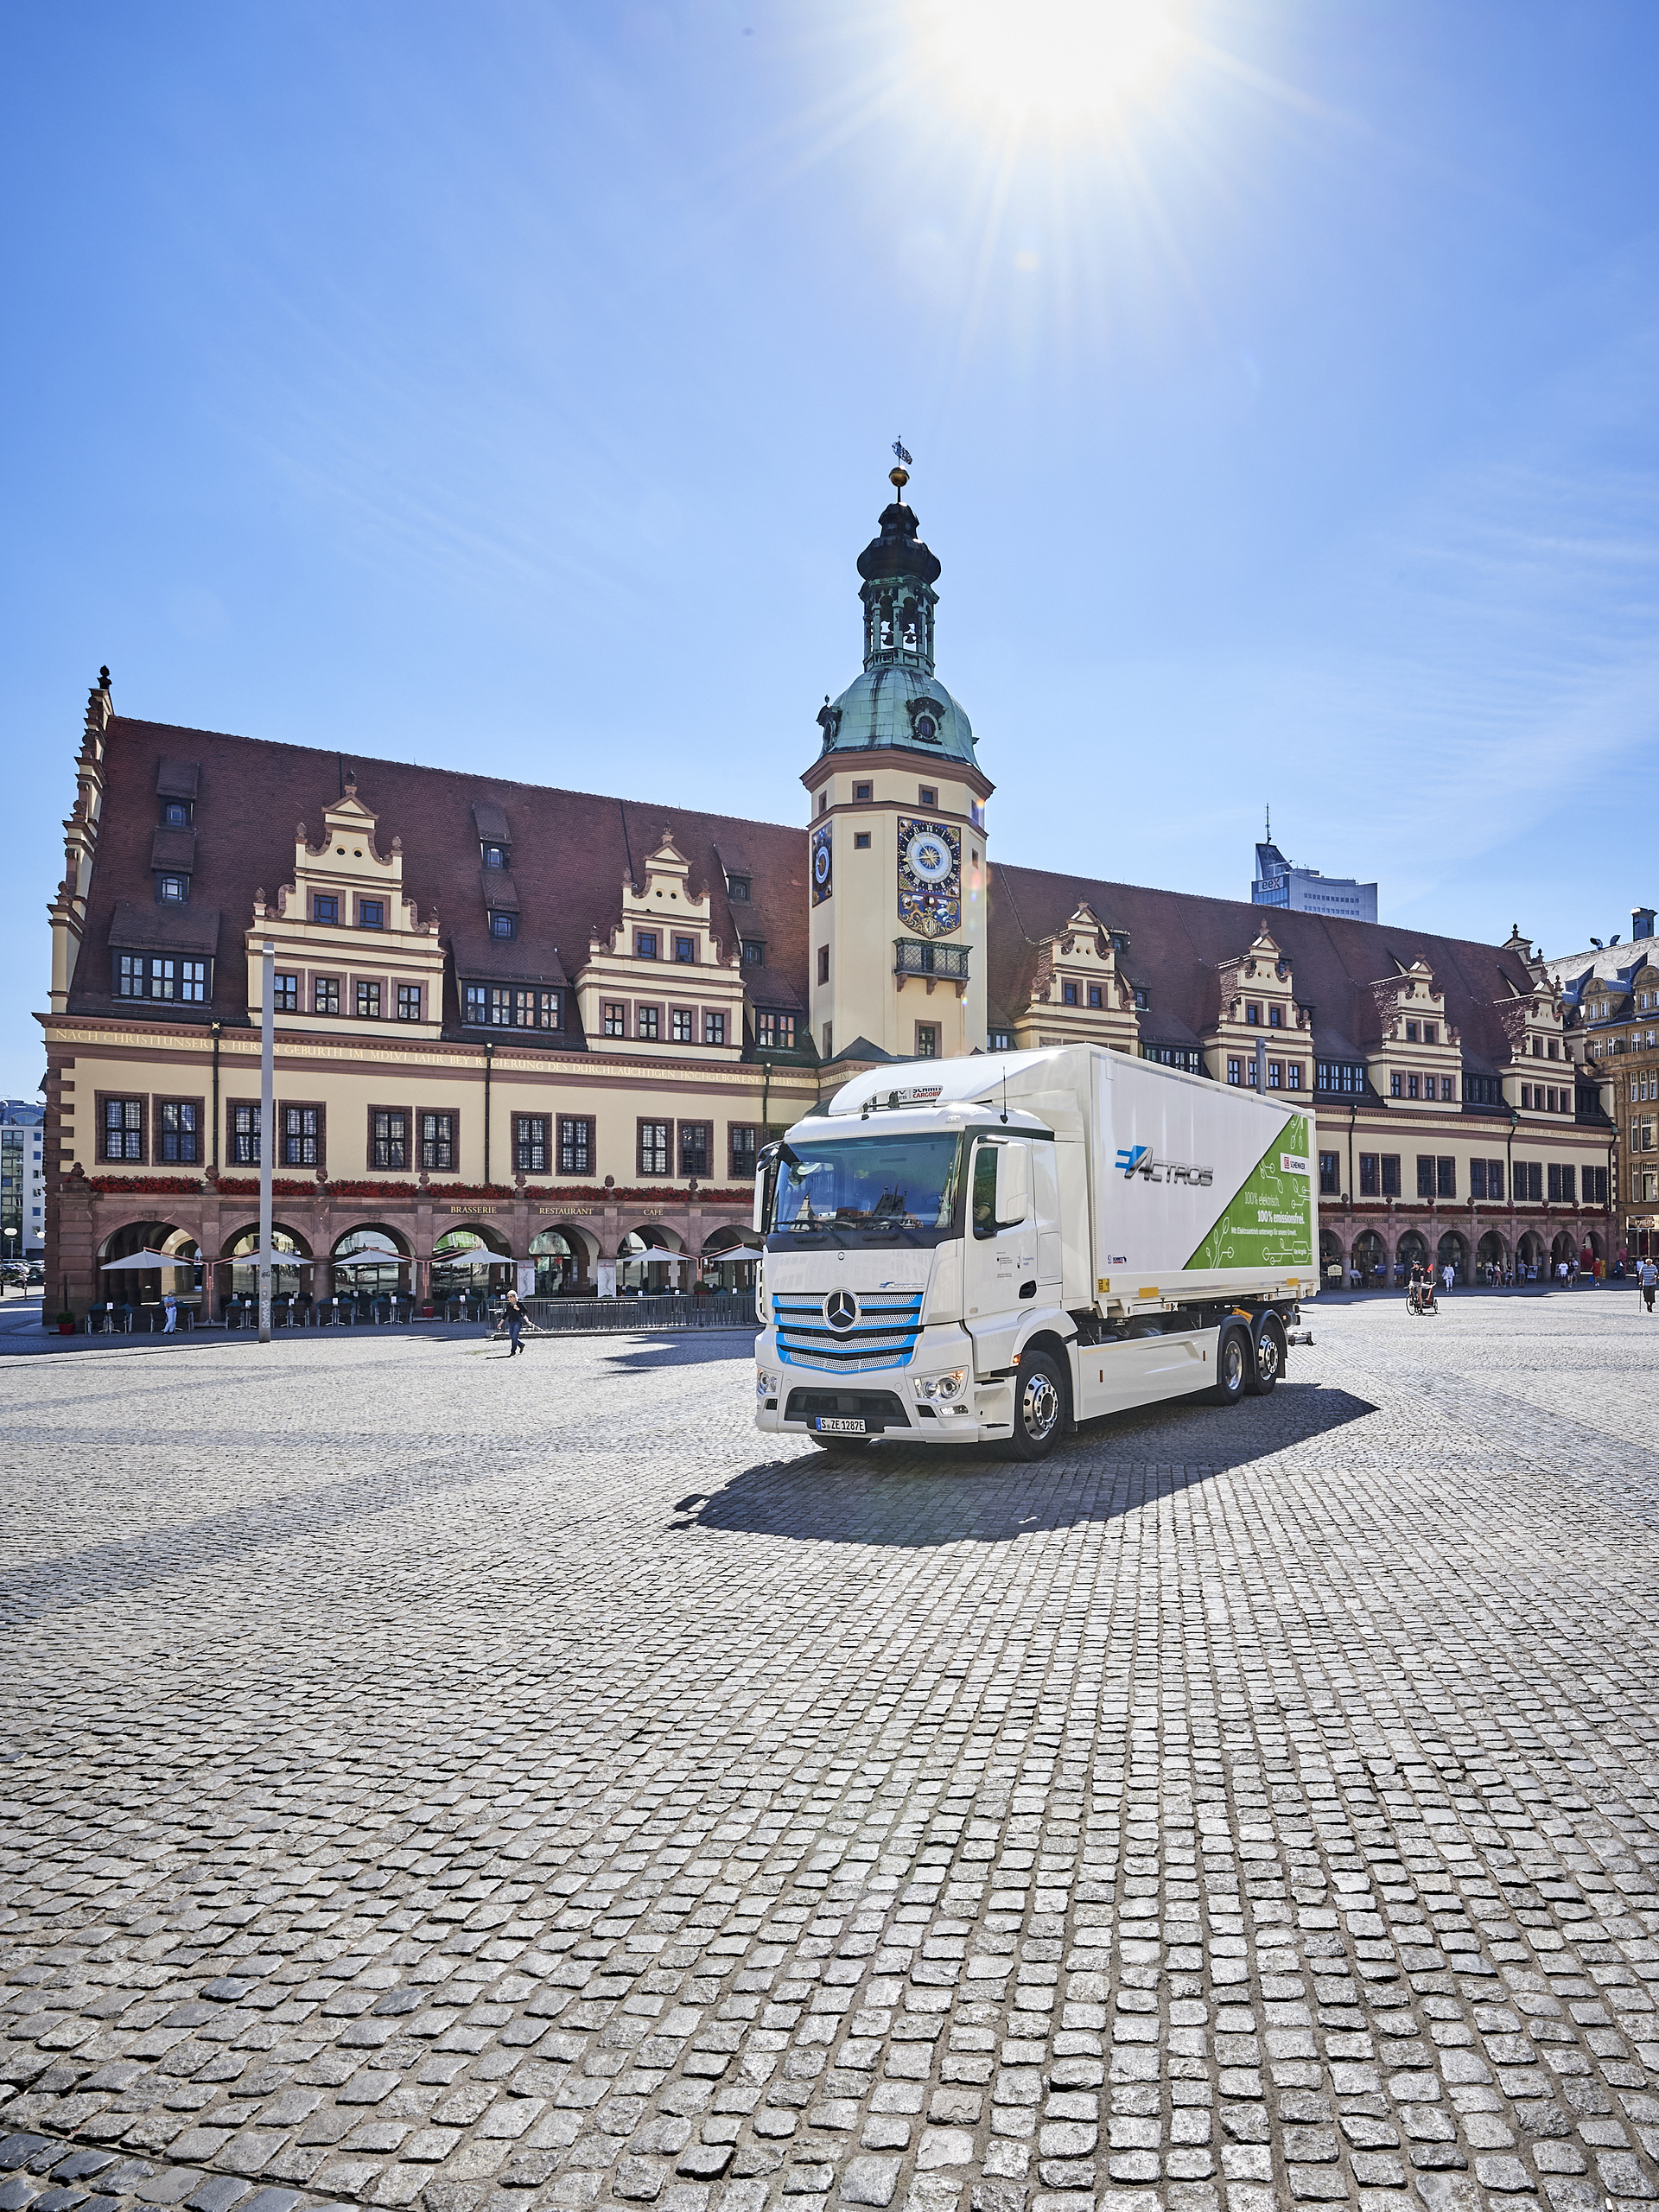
[{"xmin": 894, "ymin": 939, "xmax": 970, "ymax": 981}]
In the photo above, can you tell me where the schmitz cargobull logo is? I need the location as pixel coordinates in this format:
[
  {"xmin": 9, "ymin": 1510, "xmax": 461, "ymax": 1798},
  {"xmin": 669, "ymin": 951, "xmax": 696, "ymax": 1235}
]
[{"xmin": 1116, "ymin": 1144, "xmax": 1213, "ymax": 1188}]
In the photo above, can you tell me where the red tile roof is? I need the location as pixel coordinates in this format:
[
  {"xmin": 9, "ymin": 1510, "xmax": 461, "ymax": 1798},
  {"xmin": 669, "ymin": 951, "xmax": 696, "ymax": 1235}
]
[
  {"xmin": 77, "ymin": 715, "xmax": 1539, "ymax": 1071},
  {"xmin": 991, "ymin": 862, "xmax": 1537, "ymax": 1068},
  {"xmin": 76, "ymin": 719, "xmax": 810, "ymax": 1037}
]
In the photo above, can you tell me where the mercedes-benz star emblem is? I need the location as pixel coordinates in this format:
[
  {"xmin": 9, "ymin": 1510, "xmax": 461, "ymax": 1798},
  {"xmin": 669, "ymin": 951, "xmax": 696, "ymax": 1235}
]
[{"xmin": 824, "ymin": 1289, "xmax": 859, "ymax": 1332}]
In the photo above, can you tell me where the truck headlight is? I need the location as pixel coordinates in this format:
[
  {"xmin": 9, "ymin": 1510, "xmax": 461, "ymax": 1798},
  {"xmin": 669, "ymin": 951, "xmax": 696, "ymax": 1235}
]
[
  {"xmin": 756, "ymin": 1369, "xmax": 780, "ymax": 1399},
  {"xmin": 915, "ymin": 1369, "xmax": 968, "ymax": 1402}
]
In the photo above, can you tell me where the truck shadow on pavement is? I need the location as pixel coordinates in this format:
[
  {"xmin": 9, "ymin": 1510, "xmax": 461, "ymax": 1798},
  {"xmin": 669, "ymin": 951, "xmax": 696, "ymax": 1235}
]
[{"xmin": 683, "ymin": 1381, "xmax": 1379, "ymax": 1548}]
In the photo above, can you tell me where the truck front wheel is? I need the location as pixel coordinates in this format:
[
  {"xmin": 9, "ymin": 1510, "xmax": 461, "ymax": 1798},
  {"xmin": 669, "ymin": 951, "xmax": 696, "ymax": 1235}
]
[
  {"xmin": 1210, "ymin": 1325, "xmax": 1248, "ymax": 1407},
  {"xmin": 1010, "ymin": 1349, "xmax": 1065, "ymax": 1460}
]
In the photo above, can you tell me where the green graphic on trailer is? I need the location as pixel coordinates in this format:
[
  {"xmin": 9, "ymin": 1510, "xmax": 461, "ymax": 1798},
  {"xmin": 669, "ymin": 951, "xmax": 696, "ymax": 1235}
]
[{"xmin": 1185, "ymin": 1113, "xmax": 1313, "ymax": 1272}]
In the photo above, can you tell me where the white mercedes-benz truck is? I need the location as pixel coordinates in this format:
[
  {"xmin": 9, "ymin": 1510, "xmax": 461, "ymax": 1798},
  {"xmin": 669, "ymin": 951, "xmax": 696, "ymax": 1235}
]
[{"xmin": 753, "ymin": 1045, "xmax": 1317, "ymax": 1459}]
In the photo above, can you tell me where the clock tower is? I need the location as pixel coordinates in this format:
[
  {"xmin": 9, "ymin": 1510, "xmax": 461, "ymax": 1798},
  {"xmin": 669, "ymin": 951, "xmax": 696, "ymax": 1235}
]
[{"xmin": 803, "ymin": 467, "xmax": 993, "ymax": 1067}]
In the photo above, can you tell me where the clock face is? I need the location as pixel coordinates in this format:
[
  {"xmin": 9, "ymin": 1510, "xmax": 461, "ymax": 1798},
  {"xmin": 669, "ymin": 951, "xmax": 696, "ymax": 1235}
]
[
  {"xmin": 905, "ymin": 831, "xmax": 953, "ymax": 886},
  {"xmin": 896, "ymin": 815, "xmax": 962, "ymax": 939},
  {"xmin": 813, "ymin": 843, "xmax": 830, "ymax": 885}
]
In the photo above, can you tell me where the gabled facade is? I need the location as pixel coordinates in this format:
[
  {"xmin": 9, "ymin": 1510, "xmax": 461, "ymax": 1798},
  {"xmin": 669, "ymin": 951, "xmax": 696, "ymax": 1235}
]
[
  {"xmin": 577, "ymin": 831, "xmax": 747, "ymax": 1064},
  {"xmin": 1549, "ymin": 916, "xmax": 1659, "ymax": 1261},
  {"xmin": 252, "ymin": 785, "xmax": 446, "ymax": 1041}
]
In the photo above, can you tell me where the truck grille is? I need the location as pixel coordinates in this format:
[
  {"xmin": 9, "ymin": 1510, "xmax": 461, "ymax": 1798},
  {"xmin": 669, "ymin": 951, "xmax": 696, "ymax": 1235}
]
[
  {"xmin": 772, "ymin": 1292, "xmax": 925, "ymax": 1370},
  {"xmin": 785, "ymin": 1389, "xmax": 911, "ymax": 1429}
]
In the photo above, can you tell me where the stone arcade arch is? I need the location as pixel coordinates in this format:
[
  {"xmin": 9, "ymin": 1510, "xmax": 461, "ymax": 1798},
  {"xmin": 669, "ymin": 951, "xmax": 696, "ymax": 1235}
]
[
  {"xmin": 1351, "ymin": 1230, "xmax": 1387, "ymax": 1287},
  {"xmin": 95, "ymin": 1220, "xmax": 199, "ymax": 1312},
  {"xmin": 1395, "ymin": 1230, "xmax": 1430, "ymax": 1283},
  {"xmin": 222, "ymin": 1224, "xmax": 312, "ymax": 1305},
  {"xmin": 701, "ymin": 1226, "xmax": 758, "ymax": 1294},
  {"xmin": 1476, "ymin": 1229, "xmax": 1509, "ymax": 1282},
  {"xmin": 1516, "ymin": 1230, "xmax": 1547, "ymax": 1277},
  {"xmin": 530, "ymin": 1225, "xmax": 592, "ymax": 1297},
  {"xmin": 433, "ymin": 1223, "xmax": 512, "ymax": 1300},
  {"xmin": 617, "ymin": 1224, "xmax": 687, "ymax": 1294},
  {"xmin": 1435, "ymin": 1230, "xmax": 1468, "ymax": 1286},
  {"xmin": 331, "ymin": 1224, "xmax": 410, "ymax": 1299},
  {"xmin": 1319, "ymin": 1227, "xmax": 1345, "ymax": 1287}
]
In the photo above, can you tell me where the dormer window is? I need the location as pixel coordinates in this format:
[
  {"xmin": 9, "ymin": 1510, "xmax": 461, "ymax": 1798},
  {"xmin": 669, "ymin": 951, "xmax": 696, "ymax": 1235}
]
[
  {"xmin": 741, "ymin": 938, "xmax": 765, "ymax": 968},
  {"xmin": 156, "ymin": 874, "xmax": 188, "ymax": 904},
  {"xmin": 162, "ymin": 799, "xmax": 192, "ymax": 829},
  {"xmin": 481, "ymin": 842, "xmax": 509, "ymax": 870},
  {"xmin": 672, "ymin": 934, "xmax": 696, "ymax": 963},
  {"xmin": 314, "ymin": 893, "xmax": 339, "ymax": 925},
  {"xmin": 635, "ymin": 930, "xmax": 658, "ymax": 960},
  {"xmin": 727, "ymin": 874, "xmax": 751, "ymax": 902},
  {"xmin": 1246, "ymin": 1003, "xmax": 1261, "ymax": 1025},
  {"xmin": 1062, "ymin": 982, "xmax": 1078, "ymax": 1007},
  {"xmin": 1268, "ymin": 1003, "xmax": 1281, "ymax": 1027},
  {"xmin": 1133, "ymin": 986, "xmax": 1150, "ymax": 1012},
  {"xmin": 489, "ymin": 911, "xmax": 517, "ymax": 939},
  {"xmin": 1405, "ymin": 1020, "xmax": 1418, "ymax": 1043},
  {"xmin": 1088, "ymin": 985, "xmax": 1103, "ymax": 1009},
  {"xmin": 359, "ymin": 899, "xmax": 385, "ymax": 930},
  {"xmin": 1423, "ymin": 1021, "xmax": 1438, "ymax": 1045}
]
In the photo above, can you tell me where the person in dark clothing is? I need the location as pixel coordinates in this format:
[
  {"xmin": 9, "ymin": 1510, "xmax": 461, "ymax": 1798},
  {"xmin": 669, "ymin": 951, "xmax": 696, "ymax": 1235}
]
[{"xmin": 504, "ymin": 1287, "xmax": 526, "ymax": 1355}]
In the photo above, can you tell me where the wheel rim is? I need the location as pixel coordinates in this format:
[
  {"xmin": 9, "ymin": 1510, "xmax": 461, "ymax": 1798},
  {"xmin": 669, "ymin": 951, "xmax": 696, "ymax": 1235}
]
[
  {"xmin": 1021, "ymin": 1369, "xmax": 1060, "ymax": 1441},
  {"xmin": 1256, "ymin": 1332, "xmax": 1280, "ymax": 1382},
  {"xmin": 1223, "ymin": 1337, "xmax": 1244, "ymax": 1390}
]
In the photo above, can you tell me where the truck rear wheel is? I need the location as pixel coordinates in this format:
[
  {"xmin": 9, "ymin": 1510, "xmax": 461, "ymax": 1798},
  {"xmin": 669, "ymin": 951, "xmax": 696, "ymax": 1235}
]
[
  {"xmin": 1246, "ymin": 1316, "xmax": 1284, "ymax": 1396},
  {"xmin": 1209, "ymin": 1325, "xmax": 1248, "ymax": 1407},
  {"xmin": 1010, "ymin": 1349, "xmax": 1065, "ymax": 1460}
]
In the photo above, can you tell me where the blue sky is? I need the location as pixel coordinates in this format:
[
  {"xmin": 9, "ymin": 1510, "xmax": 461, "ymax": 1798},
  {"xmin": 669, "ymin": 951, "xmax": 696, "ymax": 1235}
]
[{"xmin": 5, "ymin": 0, "xmax": 1659, "ymax": 1097}]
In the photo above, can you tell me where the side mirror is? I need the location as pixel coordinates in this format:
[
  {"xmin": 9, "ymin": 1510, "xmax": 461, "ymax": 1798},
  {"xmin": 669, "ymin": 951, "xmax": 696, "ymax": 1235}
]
[{"xmin": 995, "ymin": 1142, "xmax": 1031, "ymax": 1229}]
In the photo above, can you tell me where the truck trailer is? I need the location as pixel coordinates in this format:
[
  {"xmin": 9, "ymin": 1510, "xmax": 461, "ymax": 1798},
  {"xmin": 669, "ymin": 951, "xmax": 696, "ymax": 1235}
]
[{"xmin": 753, "ymin": 1044, "xmax": 1318, "ymax": 1459}]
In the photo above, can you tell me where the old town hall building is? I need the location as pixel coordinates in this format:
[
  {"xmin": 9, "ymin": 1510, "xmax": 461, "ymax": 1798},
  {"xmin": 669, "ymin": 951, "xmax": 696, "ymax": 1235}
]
[{"xmin": 42, "ymin": 474, "xmax": 1619, "ymax": 1315}]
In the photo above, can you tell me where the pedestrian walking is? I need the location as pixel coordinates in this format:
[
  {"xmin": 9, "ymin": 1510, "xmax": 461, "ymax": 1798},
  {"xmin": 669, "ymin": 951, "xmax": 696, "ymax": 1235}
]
[
  {"xmin": 1441, "ymin": 1262, "xmax": 1454, "ymax": 1296},
  {"xmin": 1641, "ymin": 1259, "xmax": 1657, "ymax": 1316},
  {"xmin": 162, "ymin": 1291, "xmax": 177, "ymax": 1334},
  {"xmin": 504, "ymin": 1287, "xmax": 526, "ymax": 1355}
]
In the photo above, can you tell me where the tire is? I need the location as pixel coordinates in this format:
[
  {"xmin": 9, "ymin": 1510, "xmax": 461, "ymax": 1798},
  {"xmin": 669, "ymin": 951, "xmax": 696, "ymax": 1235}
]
[
  {"xmin": 1246, "ymin": 1316, "xmax": 1284, "ymax": 1396},
  {"xmin": 1209, "ymin": 1325, "xmax": 1248, "ymax": 1406},
  {"xmin": 1010, "ymin": 1348, "xmax": 1066, "ymax": 1461}
]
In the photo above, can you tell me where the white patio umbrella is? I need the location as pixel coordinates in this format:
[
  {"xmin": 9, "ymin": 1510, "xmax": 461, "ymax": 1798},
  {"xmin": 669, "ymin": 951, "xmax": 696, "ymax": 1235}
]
[
  {"xmin": 101, "ymin": 1249, "xmax": 199, "ymax": 1270},
  {"xmin": 216, "ymin": 1249, "xmax": 315, "ymax": 1269}
]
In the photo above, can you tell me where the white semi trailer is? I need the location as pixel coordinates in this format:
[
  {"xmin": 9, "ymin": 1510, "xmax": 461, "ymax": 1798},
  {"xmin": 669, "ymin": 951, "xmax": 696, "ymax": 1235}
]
[{"xmin": 753, "ymin": 1044, "xmax": 1318, "ymax": 1459}]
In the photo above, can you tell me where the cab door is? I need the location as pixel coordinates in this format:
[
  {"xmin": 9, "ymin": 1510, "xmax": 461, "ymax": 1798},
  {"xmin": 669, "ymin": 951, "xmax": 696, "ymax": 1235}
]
[{"xmin": 963, "ymin": 1138, "xmax": 1039, "ymax": 1374}]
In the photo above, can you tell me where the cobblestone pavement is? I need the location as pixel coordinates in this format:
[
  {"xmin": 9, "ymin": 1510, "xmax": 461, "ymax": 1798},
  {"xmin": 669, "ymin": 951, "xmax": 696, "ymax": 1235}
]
[{"xmin": 3, "ymin": 1290, "xmax": 1658, "ymax": 2212}]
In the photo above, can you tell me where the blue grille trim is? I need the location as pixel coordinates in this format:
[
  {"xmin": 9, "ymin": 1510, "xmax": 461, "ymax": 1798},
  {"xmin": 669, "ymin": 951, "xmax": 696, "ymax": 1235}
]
[{"xmin": 772, "ymin": 1293, "xmax": 925, "ymax": 1371}]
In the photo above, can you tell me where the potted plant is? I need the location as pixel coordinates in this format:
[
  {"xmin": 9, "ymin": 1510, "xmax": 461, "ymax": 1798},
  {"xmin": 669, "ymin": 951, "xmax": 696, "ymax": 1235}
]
[{"xmin": 55, "ymin": 1308, "xmax": 76, "ymax": 1335}]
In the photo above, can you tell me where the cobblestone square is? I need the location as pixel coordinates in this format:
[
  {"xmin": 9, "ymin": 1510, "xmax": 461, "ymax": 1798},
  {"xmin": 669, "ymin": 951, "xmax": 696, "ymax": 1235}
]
[{"xmin": 3, "ymin": 1291, "xmax": 1658, "ymax": 2212}]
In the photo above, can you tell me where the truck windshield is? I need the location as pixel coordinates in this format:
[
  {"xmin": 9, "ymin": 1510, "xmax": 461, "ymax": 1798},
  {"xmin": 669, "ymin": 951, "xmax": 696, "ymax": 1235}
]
[{"xmin": 768, "ymin": 1133, "xmax": 963, "ymax": 1234}]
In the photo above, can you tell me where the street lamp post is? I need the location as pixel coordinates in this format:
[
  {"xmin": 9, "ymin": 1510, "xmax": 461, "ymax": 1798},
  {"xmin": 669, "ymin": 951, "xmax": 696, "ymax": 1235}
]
[
  {"xmin": 259, "ymin": 938, "xmax": 275, "ymax": 1344},
  {"xmin": 3, "ymin": 1226, "xmax": 16, "ymax": 1294}
]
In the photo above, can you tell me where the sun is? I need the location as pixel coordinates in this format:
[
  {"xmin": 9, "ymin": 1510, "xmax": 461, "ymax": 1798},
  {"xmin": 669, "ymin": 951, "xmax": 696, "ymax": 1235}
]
[{"xmin": 909, "ymin": 0, "xmax": 1189, "ymax": 133}]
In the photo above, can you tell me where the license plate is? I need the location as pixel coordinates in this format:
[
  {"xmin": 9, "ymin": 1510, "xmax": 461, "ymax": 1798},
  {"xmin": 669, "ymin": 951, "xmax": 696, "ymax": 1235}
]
[{"xmin": 814, "ymin": 1416, "xmax": 868, "ymax": 1434}]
